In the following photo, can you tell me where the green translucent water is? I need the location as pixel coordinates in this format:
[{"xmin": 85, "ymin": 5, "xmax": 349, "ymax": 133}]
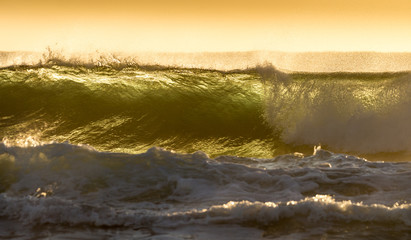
[{"xmin": 1, "ymin": 65, "xmax": 410, "ymax": 158}]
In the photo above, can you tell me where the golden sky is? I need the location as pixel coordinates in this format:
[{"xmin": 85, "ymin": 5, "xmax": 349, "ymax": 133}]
[{"xmin": 1, "ymin": 0, "xmax": 410, "ymax": 52}]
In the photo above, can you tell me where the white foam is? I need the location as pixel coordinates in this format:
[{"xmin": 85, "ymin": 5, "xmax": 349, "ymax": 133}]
[
  {"xmin": 1, "ymin": 143, "xmax": 410, "ymax": 238},
  {"xmin": 1, "ymin": 193, "xmax": 409, "ymax": 229},
  {"xmin": 265, "ymin": 73, "xmax": 411, "ymax": 153}
]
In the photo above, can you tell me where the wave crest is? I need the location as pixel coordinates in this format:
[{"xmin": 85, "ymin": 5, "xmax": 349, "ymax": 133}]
[{"xmin": 2, "ymin": 56, "xmax": 411, "ymax": 156}]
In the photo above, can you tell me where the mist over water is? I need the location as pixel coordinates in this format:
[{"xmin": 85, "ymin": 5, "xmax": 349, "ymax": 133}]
[
  {"xmin": 2, "ymin": 50, "xmax": 411, "ymax": 72},
  {"xmin": 0, "ymin": 51, "xmax": 411, "ymax": 239}
]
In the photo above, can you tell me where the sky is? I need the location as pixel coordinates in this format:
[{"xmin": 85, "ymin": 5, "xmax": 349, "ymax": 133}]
[{"xmin": 1, "ymin": 0, "xmax": 410, "ymax": 52}]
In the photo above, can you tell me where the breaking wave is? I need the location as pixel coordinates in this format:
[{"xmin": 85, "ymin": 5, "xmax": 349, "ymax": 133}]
[{"xmin": 1, "ymin": 62, "xmax": 411, "ymax": 157}]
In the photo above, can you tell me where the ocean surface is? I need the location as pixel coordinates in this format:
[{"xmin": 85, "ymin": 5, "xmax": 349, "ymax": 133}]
[{"xmin": 0, "ymin": 52, "xmax": 410, "ymax": 239}]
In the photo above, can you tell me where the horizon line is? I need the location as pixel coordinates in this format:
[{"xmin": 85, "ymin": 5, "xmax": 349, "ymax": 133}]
[{"xmin": 2, "ymin": 49, "xmax": 411, "ymax": 54}]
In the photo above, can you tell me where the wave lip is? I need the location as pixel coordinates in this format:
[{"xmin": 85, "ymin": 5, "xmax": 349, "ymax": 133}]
[{"xmin": 2, "ymin": 50, "xmax": 411, "ymax": 72}]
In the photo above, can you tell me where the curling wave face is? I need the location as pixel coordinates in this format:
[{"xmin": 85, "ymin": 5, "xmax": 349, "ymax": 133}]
[
  {"xmin": 1, "ymin": 64, "xmax": 411, "ymax": 157},
  {"xmin": 0, "ymin": 65, "xmax": 275, "ymax": 157}
]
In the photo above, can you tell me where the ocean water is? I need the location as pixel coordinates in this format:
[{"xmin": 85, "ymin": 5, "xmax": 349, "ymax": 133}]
[{"xmin": 0, "ymin": 53, "xmax": 410, "ymax": 239}]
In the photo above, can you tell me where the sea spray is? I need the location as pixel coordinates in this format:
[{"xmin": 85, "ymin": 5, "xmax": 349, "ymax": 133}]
[{"xmin": 265, "ymin": 71, "xmax": 411, "ymax": 153}]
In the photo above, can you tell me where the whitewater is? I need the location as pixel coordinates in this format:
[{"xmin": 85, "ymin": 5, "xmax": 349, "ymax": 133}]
[{"xmin": 0, "ymin": 51, "xmax": 410, "ymax": 239}]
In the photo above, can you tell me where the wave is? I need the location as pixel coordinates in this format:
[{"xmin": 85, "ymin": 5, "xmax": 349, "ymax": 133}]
[
  {"xmin": 1, "ymin": 142, "xmax": 410, "ymax": 203},
  {"xmin": 0, "ymin": 64, "xmax": 277, "ymax": 157},
  {"xmin": 1, "ymin": 62, "xmax": 411, "ymax": 157},
  {"xmin": 1, "ymin": 194, "xmax": 410, "ymax": 238},
  {"xmin": 0, "ymin": 142, "xmax": 410, "ymax": 238}
]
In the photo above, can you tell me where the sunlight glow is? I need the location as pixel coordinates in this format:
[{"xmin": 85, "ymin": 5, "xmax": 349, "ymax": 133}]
[{"xmin": 0, "ymin": 0, "xmax": 410, "ymax": 52}]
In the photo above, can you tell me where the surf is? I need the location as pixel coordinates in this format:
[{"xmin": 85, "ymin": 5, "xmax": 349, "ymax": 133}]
[
  {"xmin": 1, "ymin": 50, "xmax": 411, "ymax": 239},
  {"xmin": 0, "ymin": 142, "xmax": 410, "ymax": 239},
  {"xmin": 1, "ymin": 60, "xmax": 411, "ymax": 158}
]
